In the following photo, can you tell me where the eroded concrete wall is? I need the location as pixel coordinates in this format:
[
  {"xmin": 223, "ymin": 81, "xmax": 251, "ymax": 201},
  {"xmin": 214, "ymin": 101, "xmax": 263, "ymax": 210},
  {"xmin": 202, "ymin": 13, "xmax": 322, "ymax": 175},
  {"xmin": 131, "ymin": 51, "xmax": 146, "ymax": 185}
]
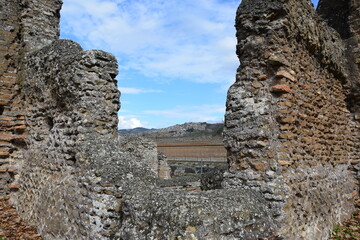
[{"xmin": 223, "ymin": 0, "xmax": 360, "ymax": 239}]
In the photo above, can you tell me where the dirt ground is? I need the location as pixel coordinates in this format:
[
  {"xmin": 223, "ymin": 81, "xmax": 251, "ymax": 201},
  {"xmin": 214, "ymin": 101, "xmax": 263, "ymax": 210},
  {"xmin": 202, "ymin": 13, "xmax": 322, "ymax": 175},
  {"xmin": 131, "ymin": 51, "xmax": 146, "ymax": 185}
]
[{"xmin": 0, "ymin": 196, "xmax": 359, "ymax": 239}]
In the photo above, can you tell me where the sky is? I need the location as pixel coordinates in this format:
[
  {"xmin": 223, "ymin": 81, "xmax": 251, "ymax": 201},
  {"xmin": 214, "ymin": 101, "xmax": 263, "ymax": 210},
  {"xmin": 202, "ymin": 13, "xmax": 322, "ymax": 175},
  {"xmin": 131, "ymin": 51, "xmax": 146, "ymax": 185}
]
[{"xmin": 60, "ymin": 0, "xmax": 319, "ymax": 129}]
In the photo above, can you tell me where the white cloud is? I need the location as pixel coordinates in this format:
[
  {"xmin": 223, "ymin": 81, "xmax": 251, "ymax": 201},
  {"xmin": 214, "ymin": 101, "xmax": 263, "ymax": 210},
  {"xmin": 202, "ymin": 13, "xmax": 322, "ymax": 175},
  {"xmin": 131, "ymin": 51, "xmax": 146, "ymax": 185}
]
[
  {"xmin": 118, "ymin": 116, "xmax": 144, "ymax": 129},
  {"xmin": 119, "ymin": 87, "xmax": 162, "ymax": 94},
  {"xmin": 144, "ymin": 104, "xmax": 225, "ymax": 123},
  {"xmin": 60, "ymin": 0, "xmax": 239, "ymax": 84}
]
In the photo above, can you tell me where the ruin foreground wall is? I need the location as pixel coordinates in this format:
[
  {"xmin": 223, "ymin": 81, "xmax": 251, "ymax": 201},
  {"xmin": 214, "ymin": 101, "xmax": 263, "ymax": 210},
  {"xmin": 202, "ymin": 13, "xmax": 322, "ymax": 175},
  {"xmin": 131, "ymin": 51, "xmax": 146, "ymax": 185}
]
[
  {"xmin": 0, "ymin": 0, "xmax": 62, "ymax": 195},
  {"xmin": 224, "ymin": 0, "xmax": 360, "ymax": 238},
  {"xmin": 0, "ymin": 0, "xmax": 359, "ymax": 239}
]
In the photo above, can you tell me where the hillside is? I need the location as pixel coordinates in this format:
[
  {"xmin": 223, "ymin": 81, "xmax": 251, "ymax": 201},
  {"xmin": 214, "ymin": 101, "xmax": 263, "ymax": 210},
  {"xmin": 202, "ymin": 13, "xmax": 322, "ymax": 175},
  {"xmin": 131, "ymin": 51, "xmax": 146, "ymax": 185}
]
[
  {"xmin": 118, "ymin": 127, "xmax": 154, "ymax": 134},
  {"xmin": 119, "ymin": 122, "xmax": 224, "ymax": 143}
]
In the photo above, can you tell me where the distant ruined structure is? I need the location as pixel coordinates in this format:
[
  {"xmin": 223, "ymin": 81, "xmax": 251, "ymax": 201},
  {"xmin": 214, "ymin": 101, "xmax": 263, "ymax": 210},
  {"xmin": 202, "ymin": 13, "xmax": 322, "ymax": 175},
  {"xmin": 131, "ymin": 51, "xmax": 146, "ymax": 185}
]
[{"xmin": 0, "ymin": 0, "xmax": 359, "ymax": 239}]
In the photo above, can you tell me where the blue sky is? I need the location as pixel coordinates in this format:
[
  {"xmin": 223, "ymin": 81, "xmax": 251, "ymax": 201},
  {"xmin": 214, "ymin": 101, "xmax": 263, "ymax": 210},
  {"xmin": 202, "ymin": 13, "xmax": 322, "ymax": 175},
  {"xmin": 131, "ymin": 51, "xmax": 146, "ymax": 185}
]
[{"xmin": 60, "ymin": 0, "xmax": 319, "ymax": 129}]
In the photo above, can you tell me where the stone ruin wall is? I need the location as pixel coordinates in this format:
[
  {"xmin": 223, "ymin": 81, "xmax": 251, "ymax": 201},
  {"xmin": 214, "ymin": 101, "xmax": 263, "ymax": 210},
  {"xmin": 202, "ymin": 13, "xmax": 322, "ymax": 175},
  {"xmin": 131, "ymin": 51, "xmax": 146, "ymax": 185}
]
[
  {"xmin": 0, "ymin": 0, "xmax": 61, "ymax": 195},
  {"xmin": 0, "ymin": 0, "xmax": 359, "ymax": 239},
  {"xmin": 15, "ymin": 38, "xmax": 276, "ymax": 239},
  {"xmin": 0, "ymin": 1, "xmax": 23, "ymax": 195},
  {"xmin": 0, "ymin": 0, "xmax": 167, "ymax": 190},
  {"xmin": 317, "ymin": 0, "xmax": 360, "ymax": 117},
  {"xmin": 351, "ymin": 0, "xmax": 360, "ymax": 82},
  {"xmin": 223, "ymin": 0, "xmax": 360, "ymax": 238},
  {"xmin": 0, "ymin": 1, "xmax": 278, "ymax": 239},
  {"xmin": 17, "ymin": 39, "xmax": 122, "ymax": 238}
]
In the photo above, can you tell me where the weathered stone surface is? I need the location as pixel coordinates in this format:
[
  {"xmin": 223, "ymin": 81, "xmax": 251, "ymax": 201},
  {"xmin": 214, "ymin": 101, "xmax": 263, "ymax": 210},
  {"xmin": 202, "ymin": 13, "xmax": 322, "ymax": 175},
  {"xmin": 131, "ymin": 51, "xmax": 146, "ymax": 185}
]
[
  {"xmin": 121, "ymin": 186, "xmax": 278, "ymax": 240},
  {"xmin": 0, "ymin": 0, "xmax": 359, "ymax": 239},
  {"xmin": 318, "ymin": 0, "xmax": 360, "ymax": 118},
  {"xmin": 270, "ymin": 85, "xmax": 292, "ymax": 94},
  {"xmin": 6, "ymin": 10, "xmax": 277, "ymax": 240},
  {"xmin": 0, "ymin": 1, "xmax": 23, "ymax": 195},
  {"xmin": 78, "ymin": 137, "xmax": 279, "ymax": 239},
  {"xmin": 200, "ymin": 165, "xmax": 227, "ymax": 190},
  {"xmin": 157, "ymin": 152, "xmax": 172, "ymax": 179},
  {"xmin": 19, "ymin": 0, "xmax": 62, "ymax": 52},
  {"xmin": 224, "ymin": 0, "xmax": 360, "ymax": 239},
  {"xmin": 276, "ymin": 70, "xmax": 297, "ymax": 82},
  {"xmin": 15, "ymin": 39, "xmax": 120, "ymax": 239},
  {"xmin": 0, "ymin": 0, "xmax": 62, "ymax": 195},
  {"xmin": 118, "ymin": 135, "xmax": 171, "ymax": 179}
]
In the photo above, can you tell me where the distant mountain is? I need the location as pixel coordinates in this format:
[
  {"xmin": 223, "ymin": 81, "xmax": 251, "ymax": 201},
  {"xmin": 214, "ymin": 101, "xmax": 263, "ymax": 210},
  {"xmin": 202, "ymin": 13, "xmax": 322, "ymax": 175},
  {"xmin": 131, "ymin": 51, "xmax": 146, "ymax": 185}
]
[
  {"xmin": 120, "ymin": 122, "xmax": 224, "ymax": 143},
  {"xmin": 118, "ymin": 127, "xmax": 154, "ymax": 134}
]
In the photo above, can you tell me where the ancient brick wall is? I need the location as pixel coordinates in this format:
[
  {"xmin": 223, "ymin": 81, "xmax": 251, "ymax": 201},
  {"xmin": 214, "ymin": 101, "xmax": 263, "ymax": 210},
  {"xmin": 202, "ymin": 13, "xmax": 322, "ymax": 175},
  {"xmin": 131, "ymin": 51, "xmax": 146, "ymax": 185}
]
[
  {"xmin": 223, "ymin": 0, "xmax": 360, "ymax": 239},
  {"xmin": 317, "ymin": 0, "xmax": 360, "ymax": 183},
  {"xmin": 347, "ymin": 0, "xmax": 360, "ymax": 183},
  {"xmin": 0, "ymin": 0, "xmax": 63, "ymax": 196},
  {"xmin": 0, "ymin": 1, "xmax": 24, "ymax": 195}
]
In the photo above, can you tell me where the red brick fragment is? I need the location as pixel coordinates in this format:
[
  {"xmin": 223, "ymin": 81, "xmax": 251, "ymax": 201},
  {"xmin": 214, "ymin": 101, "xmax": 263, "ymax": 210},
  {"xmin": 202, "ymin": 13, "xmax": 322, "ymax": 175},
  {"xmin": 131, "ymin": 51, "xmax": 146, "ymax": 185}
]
[
  {"xmin": 13, "ymin": 125, "xmax": 26, "ymax": 130},
  {"xmin": 0, "ymin": 135, "xmax": 26, "ymax": 141},
  {"xmin": 7, "ymin": 184, "xmax": 20, "ymax": 190},
  {"xmin": 13, "ymin": 125, "xmax": 26, "ymax": 133},
  {"xmin": 0, "ymin": 116, "xmax": 14, "ymax": 121},
  {"xmin": 271, "ymin": 85, "xmax": 292, "ymax": 93},
  {"xmin": 0, "ymin": 136, "xmax": 13, "ymax": 141}
]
